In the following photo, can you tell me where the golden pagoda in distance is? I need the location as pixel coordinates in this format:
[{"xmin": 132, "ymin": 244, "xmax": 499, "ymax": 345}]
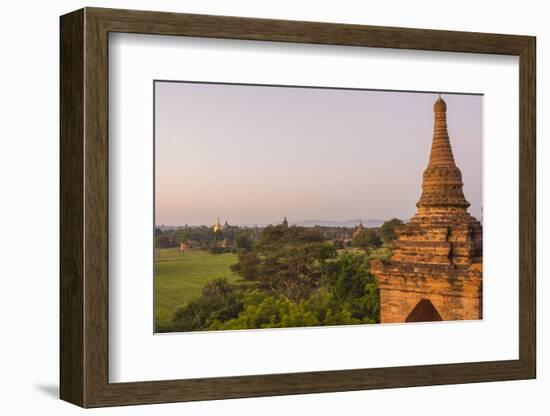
[
  {"xmin": 213, "ymin": 217, "xmax": 222, "ymax": 233},
  {"xmin": 371, "ymin": 95, "xmax": 483, "ymax": 323}
]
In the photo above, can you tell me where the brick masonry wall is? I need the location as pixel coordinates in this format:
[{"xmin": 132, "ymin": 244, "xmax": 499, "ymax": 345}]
[{"xmin": 373, "ymin": 261, "xmax": 482, "ymax": 322}]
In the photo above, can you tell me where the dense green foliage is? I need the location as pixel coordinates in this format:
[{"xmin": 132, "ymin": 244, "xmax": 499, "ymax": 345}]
[
  {"xmin": 208, "ymin": 253, "xmax": 379, "ymax": 330},
  {"xmin": 171, "ymin": 278, "xmax": 245, "ymax": 332},
  {"xmin": 164, "ymin": 224, "xmax": 382, "ymax": 332},
  {"xmin": 324, "ymin": 253, "xmax": 379, "ymax": 319}
]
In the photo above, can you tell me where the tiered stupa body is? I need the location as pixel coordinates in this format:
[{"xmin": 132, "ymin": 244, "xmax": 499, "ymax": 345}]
[{"xmin": 371, "ymin": 97, "xmax": 482, "ymax": 323}]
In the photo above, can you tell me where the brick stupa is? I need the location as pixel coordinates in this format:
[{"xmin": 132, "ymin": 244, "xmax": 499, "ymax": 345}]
[{"xmin": 371, "ymin": 96, "xmax": 483, "ymax": 323}]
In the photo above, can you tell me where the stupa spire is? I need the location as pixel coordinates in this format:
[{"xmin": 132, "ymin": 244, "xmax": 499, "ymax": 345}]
[
  {"xmin": 415, "ymin": 95, "xmax": 470, "ymax": 219},
  {"xmin": 428, "ymin": 96, "xmax": 456, "ymax": 167}
]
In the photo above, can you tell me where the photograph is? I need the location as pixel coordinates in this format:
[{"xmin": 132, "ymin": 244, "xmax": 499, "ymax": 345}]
[{"xmin": 153, "ymin": 81, "xmax": 483, "ymax": 333}]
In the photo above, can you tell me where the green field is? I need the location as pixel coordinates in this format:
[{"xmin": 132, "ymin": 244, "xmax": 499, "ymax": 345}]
[{"xmin": 154, "ymin": 248, "xmax": 239, "ymax": 328}]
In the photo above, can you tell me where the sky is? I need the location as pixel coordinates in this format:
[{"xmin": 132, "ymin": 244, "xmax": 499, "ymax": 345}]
[{"xmin": 155, "ymin": 82, "xmax": 482, "ymax": 226}]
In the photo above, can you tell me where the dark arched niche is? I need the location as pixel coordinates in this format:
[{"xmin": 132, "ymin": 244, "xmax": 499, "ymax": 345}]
[{"xmin": 405, "ymin": 299, "xmax": 443, "ymax": 322}]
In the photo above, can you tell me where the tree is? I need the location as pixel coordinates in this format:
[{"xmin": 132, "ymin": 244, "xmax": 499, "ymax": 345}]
[
  {"xmin": 258, "ymin": 224, "xmax": 326, "ymax": 249},
  {"xmin": 234, "ymin": 232, "xmax": 253, "ymax": 253},
  {"xmin": 171, "ymin": 278, "xmax": 244, "ymax": 332},
  {"xmin": 231, "ymin": 242, "xmax": 335, "ymax": 302},
  {"xmin": 174, "ymin": 228, "xmax": 188, "ymax": 244},
  {"xmin": 231, "ymin": 226, "xmax": 335, "ymax": 303},
  {"xmin": 379, "ymin": 218, "xmax": 403, "ymax": 244},
  {"xmin": 323, "ymin": 253, "xmax": 379, "ymax": 322},
  {"xmin": 155, "ymin": 233, "xmax": 176, "ymax": 248},
  {"xmin": 351, "ymin": 228, "xmax": 382, "ymax": 250}
]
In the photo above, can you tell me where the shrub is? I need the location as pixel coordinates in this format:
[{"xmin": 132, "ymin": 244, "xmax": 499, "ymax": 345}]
[
  {"xmin": 323, "ymin": 253, "xmax": 380, "ymax": 322},
  {"xmin": 209, "ymin": 246, "xmax": 227, "ymax": 254},
  {"xmin": 379, "ymin": 218, "xmax": 404, "ymax": 244},
  {"xmin": 351, "ymin": 228, "xmax": 382, "ymax": 250},
  {"xmin": 171, "ymin": 278, "xmax": 244, "ymax": 331}
]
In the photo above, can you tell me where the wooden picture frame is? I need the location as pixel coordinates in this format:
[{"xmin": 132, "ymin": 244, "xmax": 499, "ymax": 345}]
[{"xmin": 60, "ymin": 7, "xmax": 536, "ymax": 408}]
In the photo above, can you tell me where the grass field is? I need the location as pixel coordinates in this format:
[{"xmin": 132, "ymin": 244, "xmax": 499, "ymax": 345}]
[{"xmin": 154, "ymin": 248, "xmax": 239, "ymax": 329}]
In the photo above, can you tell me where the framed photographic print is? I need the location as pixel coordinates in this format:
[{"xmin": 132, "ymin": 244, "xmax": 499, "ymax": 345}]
[{"xmin": 60, "ymin": 7, "xmax": 536, "ymax": 408}]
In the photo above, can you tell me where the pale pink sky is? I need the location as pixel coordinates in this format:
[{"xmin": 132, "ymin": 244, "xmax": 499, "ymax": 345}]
[{"xmin": 155, "ymin": 82, "xmax": 482, "ymax": 226}]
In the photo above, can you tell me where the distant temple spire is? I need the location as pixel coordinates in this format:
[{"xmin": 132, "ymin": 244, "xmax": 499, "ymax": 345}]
[
  {"xmin": 415, "ymin": 95, "xmax": 470, "ymax": 218},
  {"xmin": 352, "ymin": 220, "xmax": 365, "ymax": 237},
  {"xmin": 282, "ymin": 216, "xmax": 289, "ymax": 228}
]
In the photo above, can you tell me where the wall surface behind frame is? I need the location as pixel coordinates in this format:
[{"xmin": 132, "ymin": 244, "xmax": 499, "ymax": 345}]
[{"xmin": 0, "ymin": 0, "xmax": 545, "ymax": 415}]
